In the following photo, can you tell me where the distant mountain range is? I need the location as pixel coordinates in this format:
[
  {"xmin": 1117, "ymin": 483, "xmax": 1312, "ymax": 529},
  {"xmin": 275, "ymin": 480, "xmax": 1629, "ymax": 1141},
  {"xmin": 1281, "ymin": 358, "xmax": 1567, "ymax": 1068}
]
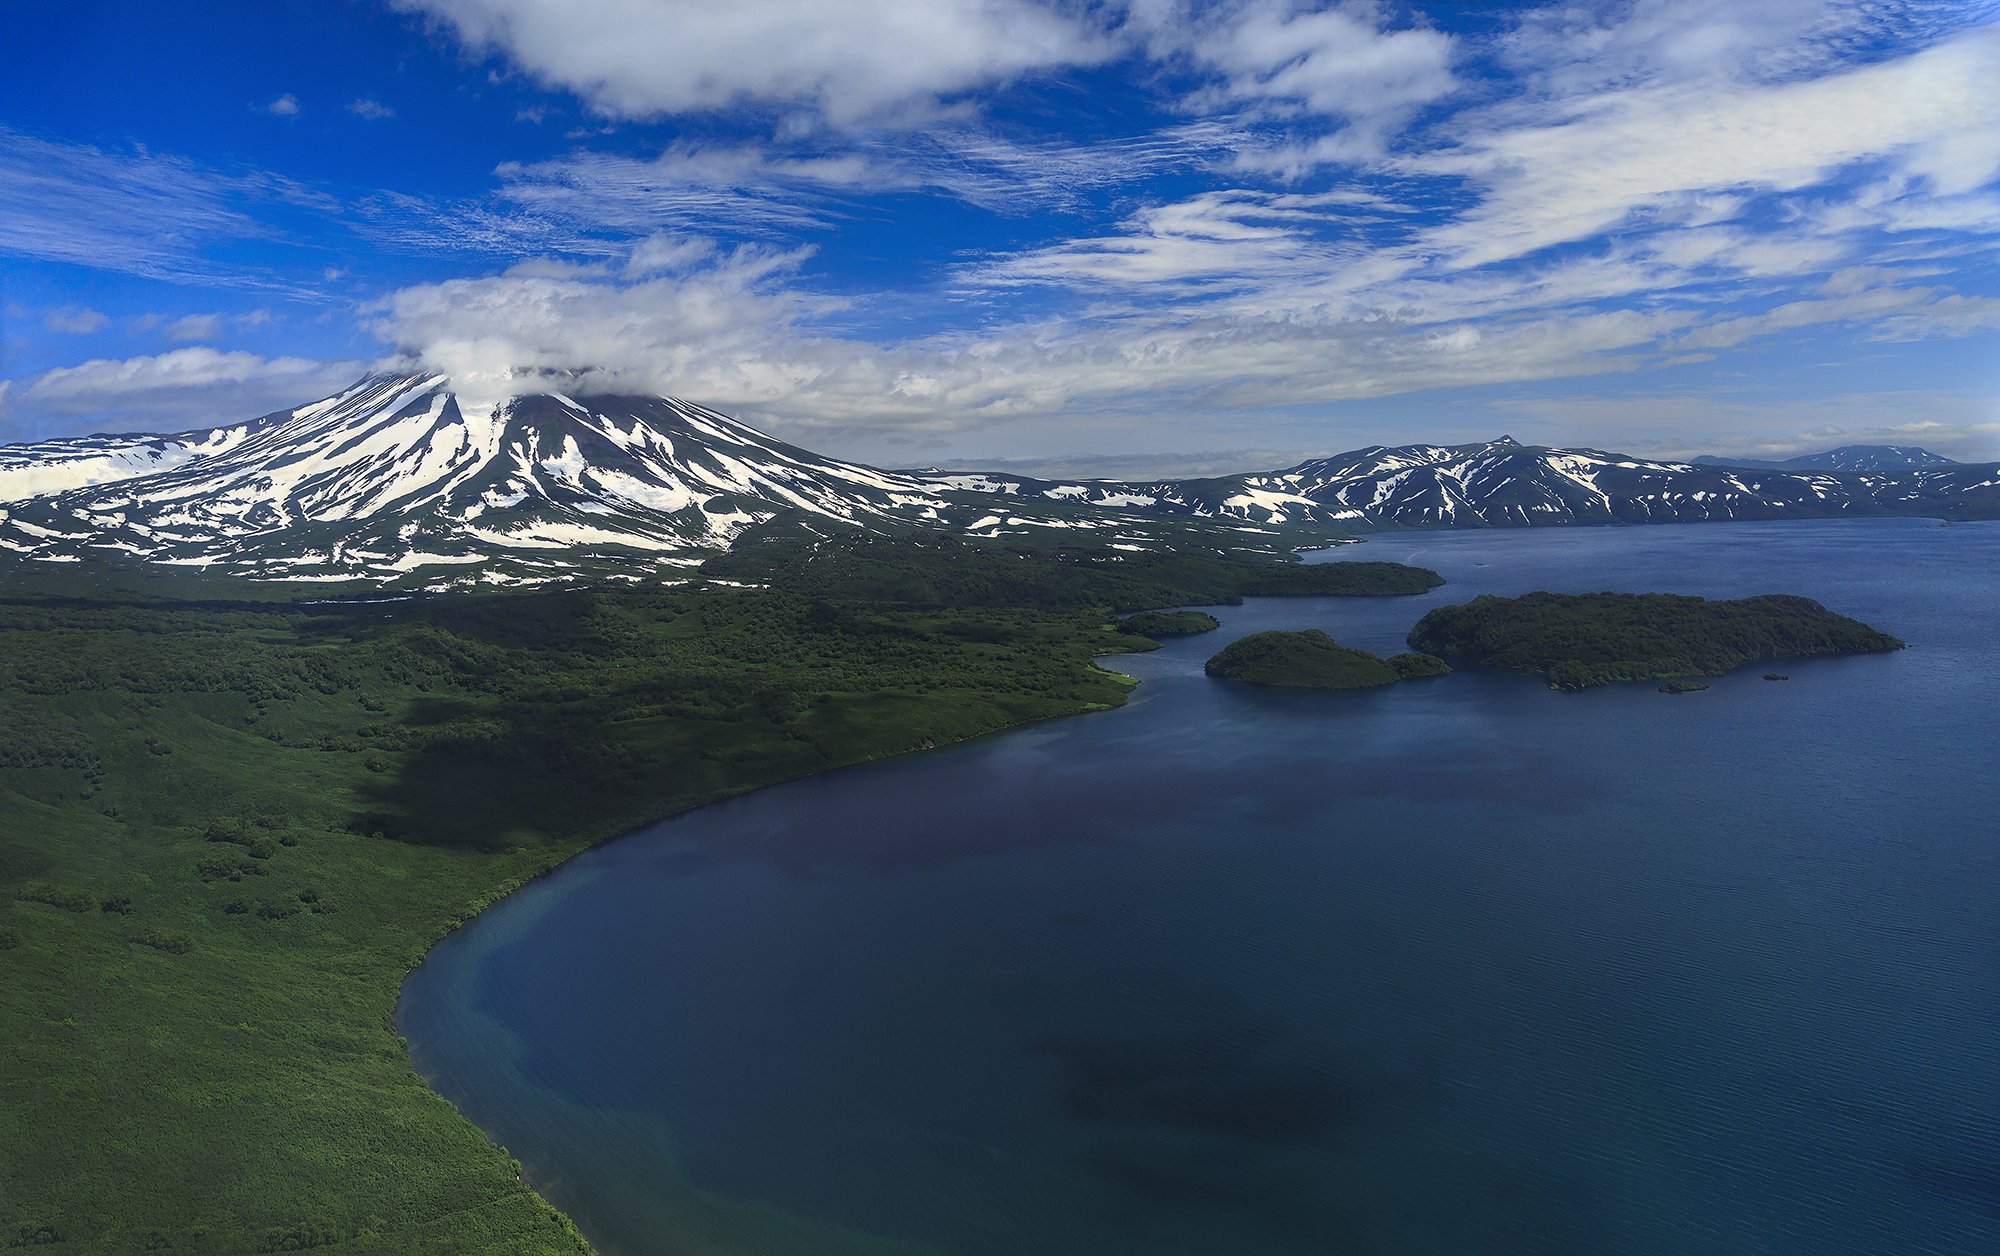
[
  {"xmin": 1692, "ymin": 444, "xmax": 1960, "ymax": 473},
  {"xmin": 2, "ymin": 374, "xmax": 1995, "ymax": 585},
  {"xmin": 937, "ymin": 435, "xmax": 1997, "ymax": 531}
]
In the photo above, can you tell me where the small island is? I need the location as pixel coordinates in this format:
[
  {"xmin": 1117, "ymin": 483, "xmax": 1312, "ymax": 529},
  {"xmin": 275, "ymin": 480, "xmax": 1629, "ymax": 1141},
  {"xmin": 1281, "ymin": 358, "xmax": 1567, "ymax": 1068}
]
[
  {"xmin": 1407, "ymin": 592, "xmax": 1903, "ymax": 689},
  {"xmin": 1205, "ymin": 629, "xmax": 1451, "ymax": 690},
  {"xmin": 1386, "ymin": 651, "xmax": 1453, "ymax": 680},
  {"xmin": 1118, "ymin": 610, "xmax": 1222, "ymax": 638}
]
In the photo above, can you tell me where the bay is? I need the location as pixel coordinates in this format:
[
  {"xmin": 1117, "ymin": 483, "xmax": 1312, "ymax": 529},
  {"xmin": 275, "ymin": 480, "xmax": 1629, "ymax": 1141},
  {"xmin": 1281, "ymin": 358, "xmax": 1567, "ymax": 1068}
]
[{"xmin": 400, "ymin": 518, "xmax": 2000, "ymax": 1256}]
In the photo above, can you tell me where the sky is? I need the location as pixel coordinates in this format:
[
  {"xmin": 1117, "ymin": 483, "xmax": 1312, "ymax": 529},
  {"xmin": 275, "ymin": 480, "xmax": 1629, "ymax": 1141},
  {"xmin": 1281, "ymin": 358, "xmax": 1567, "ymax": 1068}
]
[{"xmin": 2, "ymin": 0, "xmax": 1997, "ymax": 474}]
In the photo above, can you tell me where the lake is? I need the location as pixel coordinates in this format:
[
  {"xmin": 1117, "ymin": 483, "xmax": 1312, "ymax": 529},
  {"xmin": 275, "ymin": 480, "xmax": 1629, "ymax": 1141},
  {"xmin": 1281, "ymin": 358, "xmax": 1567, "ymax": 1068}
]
[{"xmin": 399, "ymin": 519, "xmax": 2000, "ymax": 1256}]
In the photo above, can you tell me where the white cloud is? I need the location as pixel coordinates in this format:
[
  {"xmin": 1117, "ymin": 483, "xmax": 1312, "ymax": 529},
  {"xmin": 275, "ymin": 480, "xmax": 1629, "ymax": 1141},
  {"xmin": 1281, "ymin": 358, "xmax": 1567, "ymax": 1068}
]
[
  {"xmin": 1405, "ymin": 21, "xmax": 2000, "ymax": 269},
  {"xmin": 1674, "ymin": 279, "xmax": 2000, "ymax": 351},
  {"xmin": 396, "ymin": 0, "xmax": 1114, "ymax": 126},
  {"xmin": 347, "ymin": 98, "xmax": 396, "ymax": 121},
  {"xmin": 963, "ymin": 188, "xmax": 1408, "ymax": 292},
  {"xmin": 164, "ymin": 313, "xmax": 226, "ymax": 341},
  {"xmin": 621, "ymin": 234, "xmax": 720, "ymax": 278},
  {"xmin": 9, "ymin": 4, "xmax": 1993, "ymax": 465},
  {"xmin": 365, "ymin": 242, "xmax": 847, "ymax": 408},
  {"xmin": 264, "ymin": 93, "xmax": 301, "ymax": 117},
  {"xmin": 486, "ymin": 122, "xmax": 1243, "ymax": 247},
  {"xmin": 957, "ymin": 185, "xmax": 1879, "ymax": 337},
  {"xmin": 1131, "ymin": 0, "xmax": 1458, "ymax": 169},
  {"xmin": 1497, "ymin": 0, "xmax": 2000, "ymax": 97},
  {"xmin": 364, "ymin": 234, "xmax": 1688, "ymax": 446},
  {"xmin": 43, "ymin": 307, "xmax": 109, "ymax": 334},
  {"xmin": 2, "ymin": 348, "xmax": 363, "ymax": 439}
]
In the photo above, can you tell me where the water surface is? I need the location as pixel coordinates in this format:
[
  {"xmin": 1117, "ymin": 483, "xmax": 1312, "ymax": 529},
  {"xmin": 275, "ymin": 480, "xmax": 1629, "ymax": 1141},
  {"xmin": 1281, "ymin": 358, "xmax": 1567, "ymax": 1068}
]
[{"xmin": 402, "ymin": 519, "xmax": 2000, "ymax": 1255}]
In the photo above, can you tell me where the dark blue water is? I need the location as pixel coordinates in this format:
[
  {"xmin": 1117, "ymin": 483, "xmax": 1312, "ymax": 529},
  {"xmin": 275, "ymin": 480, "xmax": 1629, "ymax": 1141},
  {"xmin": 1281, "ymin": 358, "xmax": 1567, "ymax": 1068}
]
[{"xmin": 400, "ymin": 519, "xmax": 2000, "ymax": 1256}]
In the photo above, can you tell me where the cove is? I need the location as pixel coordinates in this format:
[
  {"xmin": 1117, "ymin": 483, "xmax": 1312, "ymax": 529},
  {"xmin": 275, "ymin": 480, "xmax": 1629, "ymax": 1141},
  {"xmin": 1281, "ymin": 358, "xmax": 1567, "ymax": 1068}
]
[{"xmin": 399, "ymin": 519, "xmax": 2000, "ymax": 1256}]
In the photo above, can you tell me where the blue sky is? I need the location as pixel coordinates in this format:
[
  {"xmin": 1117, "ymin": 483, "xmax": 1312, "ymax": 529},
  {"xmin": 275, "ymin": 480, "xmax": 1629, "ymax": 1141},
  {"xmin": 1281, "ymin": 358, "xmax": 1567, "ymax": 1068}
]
[{"xmin": 2, "ymin": 0, "xmax": 1997, "ymax": 472}]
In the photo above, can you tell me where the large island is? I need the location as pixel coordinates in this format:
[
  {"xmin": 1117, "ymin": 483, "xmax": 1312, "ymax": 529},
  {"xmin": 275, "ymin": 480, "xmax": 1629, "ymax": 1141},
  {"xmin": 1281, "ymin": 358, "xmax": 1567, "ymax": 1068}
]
[{"xmin": 1407, "ymin": 591, "xmax": 1903, "ymax": 689}]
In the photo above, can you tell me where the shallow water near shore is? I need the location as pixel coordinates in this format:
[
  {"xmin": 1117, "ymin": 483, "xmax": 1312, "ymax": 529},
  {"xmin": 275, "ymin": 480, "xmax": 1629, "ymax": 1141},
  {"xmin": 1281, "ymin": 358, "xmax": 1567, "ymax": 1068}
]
[{"xmin": 400, "ymin": 518, "xmax": 2000, "ymax": 1256}]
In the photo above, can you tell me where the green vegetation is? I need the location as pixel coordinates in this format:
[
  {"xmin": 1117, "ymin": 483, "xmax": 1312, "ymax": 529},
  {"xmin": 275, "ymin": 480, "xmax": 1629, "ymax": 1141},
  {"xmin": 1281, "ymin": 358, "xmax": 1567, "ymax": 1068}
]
[
  {"xmin": 1408, "ymin": 591, "xmax": 1903, "ymax": 689},
  {"xmin": 1658, "ymin": 680, "xmax": 1710, "ymax": 694},
  {"xmin": 1205, "ymin": 629, "xmax": 1401, "ymax": 689},
  {"xmin": 1386, "ymin": 651, "xmax": 1452, "ymax": 680},
  {"xmin": 701, "ymin": 529, "xmax": 1443, "ymax": 609},
  {"xmin": 0, "ymin": 537, "xmax": 1441, "ymax": 1253},
  {"xmin": 1230, "ymin": 560, "xmax": 1442, "ymax": 598},
  {"xmin": 1117, "ymin": 610, "xmax": 1221, "ymax": 638}
]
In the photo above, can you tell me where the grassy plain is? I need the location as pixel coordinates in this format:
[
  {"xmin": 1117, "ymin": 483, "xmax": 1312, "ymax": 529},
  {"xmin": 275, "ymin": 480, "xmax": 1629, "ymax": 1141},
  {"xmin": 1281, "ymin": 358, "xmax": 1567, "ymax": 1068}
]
[{"xmin": 1, "ymin": 534, "xmax": 1439, "ymax": 1253}]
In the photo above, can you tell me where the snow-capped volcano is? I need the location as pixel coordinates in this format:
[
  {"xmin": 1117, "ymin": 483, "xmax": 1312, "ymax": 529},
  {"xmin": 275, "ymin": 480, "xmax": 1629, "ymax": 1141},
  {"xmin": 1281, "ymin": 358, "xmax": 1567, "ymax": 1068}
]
[{"xmin": 0, "ymin": 373, "xmax": 954, "ymax": 582}]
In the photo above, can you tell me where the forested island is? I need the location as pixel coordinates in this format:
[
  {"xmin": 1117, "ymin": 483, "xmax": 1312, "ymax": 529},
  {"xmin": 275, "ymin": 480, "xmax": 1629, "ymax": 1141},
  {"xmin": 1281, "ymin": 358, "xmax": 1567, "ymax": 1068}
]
[
  {"xmin": 1205, "ymin": 629, "xmax": 1451, "ymax": 689},
  {"xmin": 0, "ymin": 533, "xmax": 1441, "ymax": 1254},
  {"xmin": 1407, "ymin": 591, "xmax": 1903, "ymax": 689}
]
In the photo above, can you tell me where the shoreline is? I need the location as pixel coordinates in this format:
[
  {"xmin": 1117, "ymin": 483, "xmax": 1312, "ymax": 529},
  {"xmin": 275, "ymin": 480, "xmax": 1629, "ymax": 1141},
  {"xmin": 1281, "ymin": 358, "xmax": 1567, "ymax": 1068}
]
[
  {"xmin": 378, "ymin": 520, "xmax": 2000, "ymax": 1256},
  {"xmin": 385, "ymin": 514, "xmax": 1968, "ymax": 1250},
  {"xmin": 364, "ymin": 517, "xmax": 1969, "ymax": 1250},
  {"xmin": 390, "ymin": 647, "xmax": 1155, "ymax": 1254}
]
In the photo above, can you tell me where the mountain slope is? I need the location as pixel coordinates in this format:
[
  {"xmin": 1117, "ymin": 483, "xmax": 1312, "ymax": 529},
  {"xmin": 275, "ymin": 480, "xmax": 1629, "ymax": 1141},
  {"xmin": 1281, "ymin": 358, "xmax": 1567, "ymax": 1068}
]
[
  {"xmin": 0, "ymin": 374, "xmax": 963, "ymax": 583},
  {"xmin": 0, "ymin": 420, "xmax": 268, "ymax": 502}
]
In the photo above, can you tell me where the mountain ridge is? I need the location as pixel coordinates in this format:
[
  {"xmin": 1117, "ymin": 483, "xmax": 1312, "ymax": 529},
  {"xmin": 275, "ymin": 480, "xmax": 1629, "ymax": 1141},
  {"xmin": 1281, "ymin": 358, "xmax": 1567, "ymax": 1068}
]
[
  {"xmin": 929, "ymin": 438, "xmax": 2000, "ymax": 531},
  {"xmin": 4, "ymin": 374, "xmax": 1996, "ymax": 585}
]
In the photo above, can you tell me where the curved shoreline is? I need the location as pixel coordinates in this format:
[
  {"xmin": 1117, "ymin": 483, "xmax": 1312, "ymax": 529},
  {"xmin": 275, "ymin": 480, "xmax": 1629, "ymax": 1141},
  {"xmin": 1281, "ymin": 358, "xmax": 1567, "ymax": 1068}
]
[{"xmin": 391, "ymin": 654, "xmax": 1153, "ymax": 1253}]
